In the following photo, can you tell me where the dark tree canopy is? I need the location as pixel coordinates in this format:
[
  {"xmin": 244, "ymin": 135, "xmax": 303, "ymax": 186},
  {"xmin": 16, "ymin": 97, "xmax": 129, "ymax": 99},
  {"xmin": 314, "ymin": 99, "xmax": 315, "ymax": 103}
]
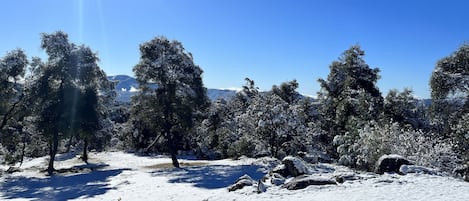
[
  {"xmin": 431, "ymin": 44, "xmax": 469, "ymax": 101},
  {"xmin": 31, "ymin": 31, "xmax": 111, "ymax": 173},
  {"xmin": 318, "ymin": 45, "xmax": 382, "ymax": 137},
  {"xmin": 317, "ymin": 45, "xmax": 383, "ymax": 161},
  {"xmin": 430, "ymin": 44, "xmax": 469, "ymax": 143},
  {"xmin": 0, "ymin": 49, "xmax": 28, "ymax": 131},
  {"xmin": 383, "ymin": 89, "xmax": 427, "ymax": 130},
  {"xmin": 132, "ymin": 36, "xmax": 209, "ymax": 168},
  {"xmin": 272, "ymin": 79, "xmax": 300, "ymax": 104}
]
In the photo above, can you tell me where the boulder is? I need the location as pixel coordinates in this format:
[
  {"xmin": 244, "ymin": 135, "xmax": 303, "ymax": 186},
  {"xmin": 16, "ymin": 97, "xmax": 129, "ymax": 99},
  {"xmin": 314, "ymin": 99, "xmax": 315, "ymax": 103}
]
[
  {"xmin": 334, "ymin": 172, "xmax": 358, "ymax": 184},
  {"xmin": 375, "ymin": 154, "xmax": 412, "ymax": 174},
  {"xmin": 282, "ymin": 156, "xmax": 310, "ymax": 177},
  {"xmin": 400, "ymin": 165, "xmax": 438, "ymax": 175},
  {"xmin": 298, "ymin": 151, "xmax": 332, "ymax": 164},
  {"xmin": 228, "ymin": 174, "xmax": 254, "ymax": 192},
  {"xmin": 272, "ymin": 164, "xmax": 288, "ymax": 177},
  {"xmin": 283, "ymin": 175, "xmax": 337, "ymax": 190},
  {"xmin": 270, "ymin": 173, "xmax": 286, "ymax": 186},
  {"xmin": 453, "ymin": 164, "xmax": 469, "ymax": 182}
]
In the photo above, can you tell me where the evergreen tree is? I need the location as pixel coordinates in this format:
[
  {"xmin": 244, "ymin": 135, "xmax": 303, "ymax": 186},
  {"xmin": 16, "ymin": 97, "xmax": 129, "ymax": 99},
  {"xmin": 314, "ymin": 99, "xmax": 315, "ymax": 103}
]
[
  {"xmin": 252, "ymin": 92, "xmax": 307, "ymax": 158},
  {"xmin": 194, "ymin": 99, "xmax": 231, "ymax": 159},
  {"xmin": 272, "ymin": 79, "xmax": 300, "ymax": 104},
  {"xmin": 0, "ymin": 49, "xmax": 29, "ymax": 163},
  {"xmin": 318, "ymin": 45, "xmax": 383, "ymax": 166},
  {"xmin": 0, "ymin": 49, "xmax": 28, "ymax": 131},
  {"xmin": 430, "ymin": 44, "xmax": 469, "ymax": 137},
  {"xmin": 132, "ymin": 36, "xmax": 209, "ymax": 168},
  {"xmin": 383, "ymin": 89, "xmax": 428, "ymax": 130},
  {"xmin": 430, "ymin": 44, "xmax": 469, "ymax": 162},
  {"xmin": 31, "ymin": 31, "xmax": 111, "ymax": 173}
]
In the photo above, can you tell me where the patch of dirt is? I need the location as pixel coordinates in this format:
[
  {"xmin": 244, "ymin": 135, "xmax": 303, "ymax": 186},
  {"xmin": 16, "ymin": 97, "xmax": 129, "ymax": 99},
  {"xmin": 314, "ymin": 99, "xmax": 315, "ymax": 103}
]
[{"xmin": 144, "ymin": 161, "xmax": 209, "ymax": 169}]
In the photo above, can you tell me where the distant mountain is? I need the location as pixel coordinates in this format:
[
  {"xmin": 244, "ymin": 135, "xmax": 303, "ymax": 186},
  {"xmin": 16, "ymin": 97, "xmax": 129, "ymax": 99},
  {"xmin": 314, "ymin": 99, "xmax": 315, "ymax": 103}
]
[
  {"xmin": 107, "ymin": 75, "xmax": 237, "ymax": 102},
  {"xmin": 108, "ymin": 75, "xmax": 139, "ymax": 92},
  {"xmin": 207, "ymin": 89, "xmax": 236, "ymax": 101}
]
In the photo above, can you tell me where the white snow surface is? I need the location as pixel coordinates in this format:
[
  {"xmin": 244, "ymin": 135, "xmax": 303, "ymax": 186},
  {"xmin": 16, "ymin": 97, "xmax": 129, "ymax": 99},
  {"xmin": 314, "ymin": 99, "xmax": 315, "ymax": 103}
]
[{"xmin": 0, "ymin": 151, "xmax": 468, "ymax": 201}]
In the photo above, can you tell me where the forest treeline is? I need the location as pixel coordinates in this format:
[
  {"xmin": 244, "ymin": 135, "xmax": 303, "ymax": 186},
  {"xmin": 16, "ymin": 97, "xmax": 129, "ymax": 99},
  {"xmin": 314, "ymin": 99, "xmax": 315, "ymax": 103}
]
[{"xmin": 0, "ymin": 31, "xmax": 468, "ymax": 174}]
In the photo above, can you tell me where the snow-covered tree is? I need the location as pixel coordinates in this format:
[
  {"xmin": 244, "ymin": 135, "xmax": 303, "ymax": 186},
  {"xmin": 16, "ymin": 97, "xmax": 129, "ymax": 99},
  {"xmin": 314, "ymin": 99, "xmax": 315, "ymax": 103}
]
[
  {"xmin": 218, "ymin": 78, "xmax": 260, "ymax": 158},
  {"xmin": 430, "ymin": 44, "xmax": 469, "ymax": 163},
  {"xmin": 430, "ymin": 44, "xmax": 469, "ymax": 137},
  {"xmin": 132, "ymin": 36, "xmax": 209, "ymax": 168},
  {"xmin": 430, "ymin": 44, "xmax": 469, "ymax": 102},
  {"xmin": 318, "ymin": 45, "xmax": 383, "ymax": 162},
  {"xmin": 0, "ymin": 49, "xmax": 28, "ymax": 131},
  {"xmin": 383, "ymin": 89, "xmax": 428, "ymax": 130},
  {"xmin": 272, "ymin": 79, "xmax": 300, "ymax": 104},
  {"xmin": 250, "ymin": 92, "xmax": 309, "ymax": 158},
  {"xmin": 194, "ymin": 99, "xmax": 231, "ymax": 159},
  {"xmin": 31, "ymin": 31, "xmax": 112, "ymax": 173},
  {"xmin": 0, "ymin": 49, "xmax": 29, "ymax": 164},
  {"xmin": 195, "ymin": 78, "xmax": 313, "ymax": 159}
]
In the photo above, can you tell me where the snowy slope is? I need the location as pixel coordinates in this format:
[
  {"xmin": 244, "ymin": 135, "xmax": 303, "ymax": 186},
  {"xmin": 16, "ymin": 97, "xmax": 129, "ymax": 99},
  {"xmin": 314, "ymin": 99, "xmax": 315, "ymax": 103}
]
[{"xmin": 1, "ymin": 152, "xmax": 468, "ymax": 201}]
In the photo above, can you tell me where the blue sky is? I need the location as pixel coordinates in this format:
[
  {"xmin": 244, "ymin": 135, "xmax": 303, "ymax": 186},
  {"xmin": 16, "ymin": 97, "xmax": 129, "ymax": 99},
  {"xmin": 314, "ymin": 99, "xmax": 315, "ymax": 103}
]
[{"xmin": 1, "ymin": 0, "xmax": 468, "ymax": 98}]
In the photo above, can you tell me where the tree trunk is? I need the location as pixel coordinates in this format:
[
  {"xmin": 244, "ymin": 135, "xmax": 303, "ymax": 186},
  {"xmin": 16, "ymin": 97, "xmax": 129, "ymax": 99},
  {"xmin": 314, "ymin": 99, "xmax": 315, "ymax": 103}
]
[
  {"xmin": 19, "ymin": 134, "xmax": 26, "ymax": 167},
  {"xmin": 82, "ymin": 138, "xmax": 88, "ymax": 164},
  {"xmin": 0, "ymin": 96, "xmax": 22, "ymax": 131},
  {"xmin": 66, "ymin": 134, "xmax": 74, "ymax": 153},
  {"xmin": 168, "ymin": 134, "xmax": 180, "ymax": 168},
  {"xmin": 47, "ymin": 132, "xmax": 59, "ymax": 175},
  {"xmin": 161, "ymin": 84, "xmax": 180, "ymax": 168}
]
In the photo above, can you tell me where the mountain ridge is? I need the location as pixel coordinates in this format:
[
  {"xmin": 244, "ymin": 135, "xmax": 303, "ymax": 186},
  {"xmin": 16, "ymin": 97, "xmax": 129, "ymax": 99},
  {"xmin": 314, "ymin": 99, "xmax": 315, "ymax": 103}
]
[{"xmin": 108, "ymin": 75, "xmax": 236, "ymax": 102}]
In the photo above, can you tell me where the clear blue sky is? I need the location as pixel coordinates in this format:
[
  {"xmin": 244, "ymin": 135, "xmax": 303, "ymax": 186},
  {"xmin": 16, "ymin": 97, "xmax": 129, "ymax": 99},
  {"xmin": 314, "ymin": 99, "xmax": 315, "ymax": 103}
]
[{"xmin": 1, "ymin": 0, "xmax": 469, "ymax": 98}]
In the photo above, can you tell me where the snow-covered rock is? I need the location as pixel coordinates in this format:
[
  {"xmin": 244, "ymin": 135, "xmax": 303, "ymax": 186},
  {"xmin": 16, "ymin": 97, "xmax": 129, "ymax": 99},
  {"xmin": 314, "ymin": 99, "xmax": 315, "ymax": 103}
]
[
  {"xmin": 400, "ymin": 165, "xmax": 438, "ymax": 175},
  {"xmin": 375, "ymin": 154, "xmax": 413, "ymax": 174},
  {"xmin": 270, "ymin": 173, "xmax": 286, "ymax": 186},
  {"xmin": 228, "ymin": 174, "xmax": 254, "ymax": 192},
  {"xmin": 272, "ymin": 164, "xmax": 288, "ymax": 177},
  {"xmin": 283, "ymin": 175, "xmax": 337, "ymax": 190},
  {"xmin": 453, "ymin": 164, "xmax": 469, "ymax": 181},
  {"xmin": 298, "ymin": 151, "xmax": 332, "ymax": 164},
  {"xmin": 282, "ymin": 156, "xmax": 310, "ymax": 177},
  {"xmin": 334, "ymin": 172, "xmax": 358, "ymax": 183}
]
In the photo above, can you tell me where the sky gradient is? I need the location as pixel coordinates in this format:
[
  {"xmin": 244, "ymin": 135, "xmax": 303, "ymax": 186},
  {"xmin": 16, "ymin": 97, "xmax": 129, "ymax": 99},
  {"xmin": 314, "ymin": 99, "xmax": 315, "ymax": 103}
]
[{"xmin": 1, "ymin": 0, "xmax": 469, "ymax": 98}]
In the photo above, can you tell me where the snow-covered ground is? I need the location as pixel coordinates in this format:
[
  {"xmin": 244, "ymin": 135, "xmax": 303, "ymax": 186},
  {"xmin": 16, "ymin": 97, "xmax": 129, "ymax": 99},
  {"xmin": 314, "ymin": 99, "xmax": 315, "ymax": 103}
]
[{"xmin": 1, "ymin": 152, "xmax": 468, "ymax": 201}]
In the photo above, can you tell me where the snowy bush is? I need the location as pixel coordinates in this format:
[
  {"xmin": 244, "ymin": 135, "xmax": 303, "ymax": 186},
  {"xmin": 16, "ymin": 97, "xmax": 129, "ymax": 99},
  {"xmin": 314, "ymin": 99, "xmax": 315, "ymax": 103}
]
[
  {"xmin": 227, "ymin": 136, "xmax": 256, "ymax": 158},
  {"xmin": 352, "ymin": 121, "xmax": 461, "ymax": 172},
  {"xmin": 452, "ymin": 113, "xmax": 469, "ymax": 161}
]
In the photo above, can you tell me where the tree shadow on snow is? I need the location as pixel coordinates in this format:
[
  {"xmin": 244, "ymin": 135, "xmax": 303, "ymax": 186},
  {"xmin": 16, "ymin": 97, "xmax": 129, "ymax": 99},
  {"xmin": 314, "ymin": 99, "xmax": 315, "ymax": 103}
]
[
  {"xmin": 54, "ymin": 152, "xmax": 79, "ymax": 161},
  {"xmin": 151, "ymin": 165, "xmax": 265, "ymax": 189},
  {"xmin": 0, "ymin": 168, "xmax": 130, "ymax": 201}
]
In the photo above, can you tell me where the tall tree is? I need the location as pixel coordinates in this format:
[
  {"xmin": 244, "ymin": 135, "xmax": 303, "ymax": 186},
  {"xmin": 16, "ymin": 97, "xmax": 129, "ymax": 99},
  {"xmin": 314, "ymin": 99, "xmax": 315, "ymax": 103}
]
[
  {"xmin": 0, "ymin": 49, "xmax": 28, "ymax": 131},
  {"xmin": 318, "ymin": 45, "xmax": 383, "ymax": 165},
  {"xmin": 133, "ymin": 36, "xmax": 209, "ymax": 168},
  {"xmin": 430, "ymin": 44, "xmax": 469, "ymax": 137},
  {"xmin": 31, "ymin": 31, "xmax": 111, "ymax": 173},
  {"xmin": 0, "ymin": 49, "xmax": 29, "ymax": 164}
]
